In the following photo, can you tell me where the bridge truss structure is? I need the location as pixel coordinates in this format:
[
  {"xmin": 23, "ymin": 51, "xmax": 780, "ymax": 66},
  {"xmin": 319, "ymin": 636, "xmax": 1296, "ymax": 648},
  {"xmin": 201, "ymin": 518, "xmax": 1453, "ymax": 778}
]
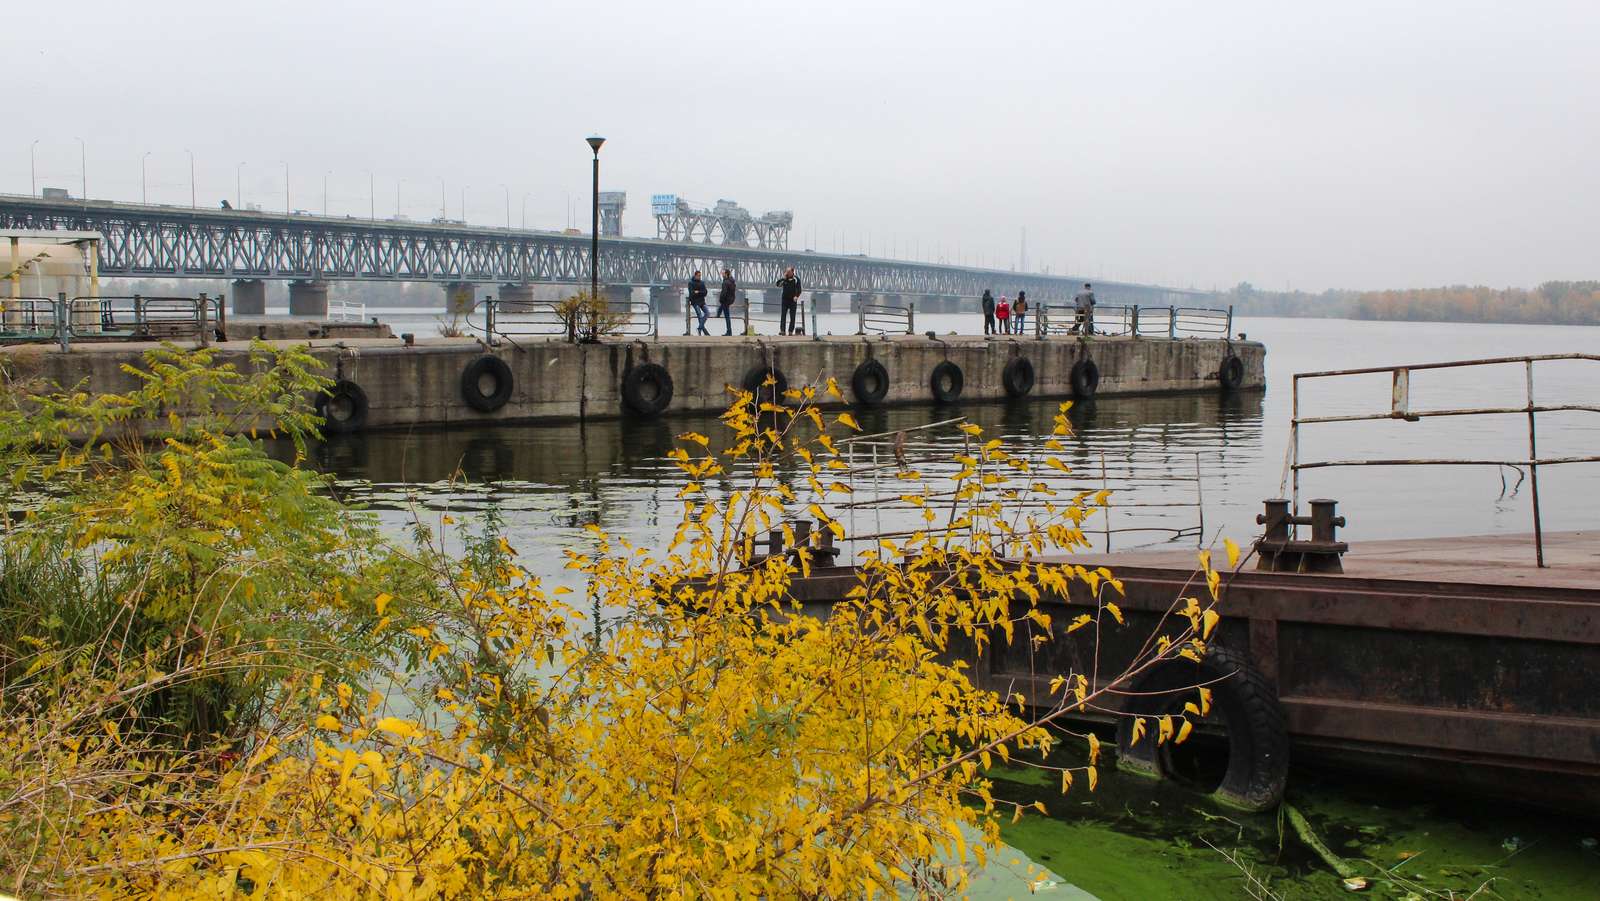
[
  {"xmin": 0, "ymin": 196, "xmax": 1203, "ymax": 305},
  {"xmin": 650, "ymin": 195, "xmax": 792, "ymax": 250}
]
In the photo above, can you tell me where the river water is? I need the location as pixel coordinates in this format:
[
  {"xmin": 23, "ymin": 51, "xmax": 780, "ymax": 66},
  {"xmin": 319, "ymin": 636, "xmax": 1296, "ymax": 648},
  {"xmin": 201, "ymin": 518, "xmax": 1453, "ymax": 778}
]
[{"xmin": 289, "ymin": 314, "xmax": 1600, "ymax": 898}]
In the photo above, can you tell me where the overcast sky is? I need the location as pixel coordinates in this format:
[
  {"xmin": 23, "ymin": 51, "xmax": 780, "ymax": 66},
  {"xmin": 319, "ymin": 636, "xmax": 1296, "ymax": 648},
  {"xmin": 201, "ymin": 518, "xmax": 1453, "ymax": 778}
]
[{"xmin": 5, "ymin": 0, "xmax": 1596, "ymax": 291}]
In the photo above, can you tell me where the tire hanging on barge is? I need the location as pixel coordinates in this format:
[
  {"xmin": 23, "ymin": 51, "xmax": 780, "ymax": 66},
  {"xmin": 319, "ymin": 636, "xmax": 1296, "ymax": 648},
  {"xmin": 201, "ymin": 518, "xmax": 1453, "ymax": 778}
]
[
  {"xmin": 460, "ymin": 354, "xmax": 515, "ymax": 413},
  {"xmin": 1218, "ymin": 353, "xmax": 1245, "ymax": 391},
  {"xmin": 1114, "ymin": 644, "xmax": 1289, "ymax": 812},
  {"xmin": 1070, "ymin": 359, "xmax": 1100, "ymax": 398},
  {"xmin": 851, "ymin": 358, "xmax": 890, "ymax": 406},
  {"xmin": 622, "ymin": 362, "xmax": 674, "ymax": 417},
  {"xmin": 741, "ymin": 364, "xmax": 788, "ymax": 407},
  {"xmin": 317, "ymin": 379, "xmax": 370, "ymax": 434},
  {"xmin": 930, "ymin": 361, "xmax": 964, "ymax": 403},
  {"xmin": 1002, "ymin": 357, "xmax": 1036, "ymax": 398}
]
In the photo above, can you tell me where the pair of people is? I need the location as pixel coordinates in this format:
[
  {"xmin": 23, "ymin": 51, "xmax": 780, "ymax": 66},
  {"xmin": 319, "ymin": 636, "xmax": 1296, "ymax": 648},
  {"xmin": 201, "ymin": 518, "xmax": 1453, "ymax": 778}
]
[
  {"xmin": 980, "ymin": 289, "xmax": 1032, "ymax": 335},
  {"xmin": 687, "ymin": 269, "xmax": 739, "ymax": 336}
]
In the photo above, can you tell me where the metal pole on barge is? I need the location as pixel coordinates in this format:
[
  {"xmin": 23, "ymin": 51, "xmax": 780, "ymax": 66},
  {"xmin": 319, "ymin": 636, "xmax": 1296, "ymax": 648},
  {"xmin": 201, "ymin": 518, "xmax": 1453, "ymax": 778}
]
[{"xmin": 1526, "ymin": 359, "xmax": 1544, "ymax": 567}]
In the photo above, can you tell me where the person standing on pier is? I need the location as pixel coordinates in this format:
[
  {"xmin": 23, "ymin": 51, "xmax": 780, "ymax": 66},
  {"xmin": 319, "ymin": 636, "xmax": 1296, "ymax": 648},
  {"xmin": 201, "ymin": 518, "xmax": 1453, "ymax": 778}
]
[
  {"xmin": 981, "ymin": 289, "xmax": 996, "ymax": 334},
  {"xmin": 688, "ymin": 270, "xmax": 710, "ymax": 336},
  {"xmin": 1073, "ymin": 282, "xmax": 1096, "ymax": 335},
  {"xmin": 1013, "ymin": 291, "xmax": 1028, "ymax": 334},
  {"xmin": 775, "ymin": 267, "xmax": 802, "ymax": 335},
  {"xmin": 995, "ymin": 295, "xmax": 1011, "ymax": 334},
  {"xmin": 717, "ymin": 268, "xmax": 737, "ymax": 336}
]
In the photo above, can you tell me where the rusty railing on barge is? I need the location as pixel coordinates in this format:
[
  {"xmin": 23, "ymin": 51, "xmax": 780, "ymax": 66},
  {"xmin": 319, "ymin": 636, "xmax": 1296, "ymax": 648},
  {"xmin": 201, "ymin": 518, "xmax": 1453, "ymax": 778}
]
[{"xmin": 1286, "ymin": 353, "xmax": 1600, "ymax": 566}]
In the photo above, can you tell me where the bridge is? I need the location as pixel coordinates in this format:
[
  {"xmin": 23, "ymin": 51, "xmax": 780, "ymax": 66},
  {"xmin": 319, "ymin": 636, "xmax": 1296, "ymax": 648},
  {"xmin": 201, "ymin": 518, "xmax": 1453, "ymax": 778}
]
[{"xmin": 0, "ymin": 194, "xmax": 1209, "ymax": 316}]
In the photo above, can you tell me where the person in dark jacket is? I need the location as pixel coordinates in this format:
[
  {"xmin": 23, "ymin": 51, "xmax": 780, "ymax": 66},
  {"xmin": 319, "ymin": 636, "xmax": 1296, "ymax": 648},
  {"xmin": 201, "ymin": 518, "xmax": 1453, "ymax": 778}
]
[
  {"xmin": 981, "ymin": 289, "xmax": 996, "ymax": 335},
  {"xmin": 717, "ymin": 269, "xmax": 737, "ymax": 336},
  {"xmin": 688, "ymin": 271, "xmax": 710, "ymax": 336},
  {"xmin": 774, "ymin": 267, "xmax": 802, "ymax": 335}
]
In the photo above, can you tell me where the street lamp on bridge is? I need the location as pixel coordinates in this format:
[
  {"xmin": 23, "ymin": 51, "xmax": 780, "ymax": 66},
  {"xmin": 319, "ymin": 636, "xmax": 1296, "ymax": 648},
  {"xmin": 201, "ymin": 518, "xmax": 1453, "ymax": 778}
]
[
  {"xmin": 586, "ymin": 135, "xmax": 604, "ymax": 300},
  {"xmin": 141, "ymin": 151, "xmax": 151, "ymax": 205}
]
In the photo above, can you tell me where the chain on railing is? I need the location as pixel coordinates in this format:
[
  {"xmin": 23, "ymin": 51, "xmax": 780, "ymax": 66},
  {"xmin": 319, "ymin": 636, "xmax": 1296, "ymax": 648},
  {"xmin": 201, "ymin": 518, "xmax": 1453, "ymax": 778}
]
[
  {"xmin": 477, "ymin": 296, "xmax": 659, "ymax": 343},
  {"xmin": 1286, "ymin": 353, "xmax": 1600, "ymax": 567},
  {"xmin": 857, "ymin": 303, "xmax": 915, "ymax": 336}
]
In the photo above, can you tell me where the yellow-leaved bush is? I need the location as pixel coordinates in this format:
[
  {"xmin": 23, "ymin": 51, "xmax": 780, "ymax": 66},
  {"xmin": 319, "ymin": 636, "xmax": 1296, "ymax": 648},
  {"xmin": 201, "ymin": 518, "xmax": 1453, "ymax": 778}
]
[{"xmin": 0, "ymin": 358, "xmax": 1227, "ymax": 898}]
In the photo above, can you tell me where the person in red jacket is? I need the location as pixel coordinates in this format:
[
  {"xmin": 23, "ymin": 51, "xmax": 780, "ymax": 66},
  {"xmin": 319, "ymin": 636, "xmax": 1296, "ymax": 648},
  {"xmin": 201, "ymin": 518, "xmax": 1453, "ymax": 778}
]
[{"xmin": 995, "ymin": 295, "xmax": 1011, "ymax": 334}]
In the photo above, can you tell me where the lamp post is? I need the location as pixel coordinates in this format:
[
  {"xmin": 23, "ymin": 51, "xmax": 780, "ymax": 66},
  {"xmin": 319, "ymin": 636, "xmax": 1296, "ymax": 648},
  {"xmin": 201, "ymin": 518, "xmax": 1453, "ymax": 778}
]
[
  {"xmin": 75, "ymin": 137, "xmax": 86, "ymax": 199},
  {"xmin": 141, "ymin": 151, "xmax": 151, "ymax": 204},
  {"xmin": 29, "ymin": 139, "xmax": 38, "ymax": 197},
  {"xmin": 521, "ymin": 191, "xmax": 531, "ymax": 229},
  {"xmin": 281, "ymin": 161, "xmax": 290, "ymax": 214},
  {"xmin": 323, "ymin": 171, "xmax": 331, "ymax": 216},
  {"xmin": 586, "ymin": 135, "xmax": 604, "ymax": 300},
  {"xmin": 501, "ymin": 184, "xmax": 511, "ymax": 230},
  {"xmin": 185, "ymin": 149, "xmax": 195, "ymax": 209},
  {"xmin": 460, "ymin": 185, "xmax": 468, "ymax": 224},
  {"xmin": 236, "ymin": 162, "xmax": 244, "ymax": 209}
]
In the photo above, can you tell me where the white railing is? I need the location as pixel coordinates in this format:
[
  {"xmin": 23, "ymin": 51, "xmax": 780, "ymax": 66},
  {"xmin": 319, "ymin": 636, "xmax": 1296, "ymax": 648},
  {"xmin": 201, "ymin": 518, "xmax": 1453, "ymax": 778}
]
[
  {"xmin": 328, "ymin": 297, "xmax": 368, "ymax": 323},
  {"xmin": 857, "ymin": 303, "xmax": 915, "ymax": 335}
]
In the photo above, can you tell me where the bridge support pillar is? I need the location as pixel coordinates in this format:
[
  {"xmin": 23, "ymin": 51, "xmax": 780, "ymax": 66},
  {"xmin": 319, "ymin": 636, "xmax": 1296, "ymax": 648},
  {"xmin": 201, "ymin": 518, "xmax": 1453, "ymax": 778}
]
[
  {"xmin": 850, "ymin": 293, "xmax": 872, "ymax": 313},
  {"xmin": 445, "ymin": 282, "xmax": 477, "ymax": 314},
  {"xmin": 288, "ymin": 280, "xmax": 329, "ymax": 317},
  {"xmin": 649, "ymin": 286, "xmax": 682, "ymax": 314},
  {"xmin": 808, "ymin": 292, "xmax": 832, "ymax": 313},
  {"xmin": 886, "ymin": 293, "xmax": 905, "ymax": 308},
  {"xmin": 499, "ymin": 283, "xmax": 536, "ymax": 312},
  {"xmin": 602, "ymin": 286, "xmax": 633, "ymax": 309},
  {"xmin": 754, "ymin": 289, "xmax": 778, "ymax": 314},
  {"xmin": 231, "ymin": 279, "xmax": 267, "ymax": 315}
]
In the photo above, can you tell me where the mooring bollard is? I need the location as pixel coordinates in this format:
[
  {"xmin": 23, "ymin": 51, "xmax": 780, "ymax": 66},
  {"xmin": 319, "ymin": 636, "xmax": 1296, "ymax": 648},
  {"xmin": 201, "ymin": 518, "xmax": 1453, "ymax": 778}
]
[
  {"xmin": 907, "ymin": 302, "xmax": 915, "ymax": 335},
  {"xmin": 197, "ymin": 293, "xmax": 210, "ymax": 347}
]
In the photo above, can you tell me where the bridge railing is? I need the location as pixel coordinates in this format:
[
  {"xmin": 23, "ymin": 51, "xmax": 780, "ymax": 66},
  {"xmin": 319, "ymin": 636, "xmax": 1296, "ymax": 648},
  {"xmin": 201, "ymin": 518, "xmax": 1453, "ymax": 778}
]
[
  {"xmin": 1, "ymin": 297, "xmax": 61, "ymax": 341},
  {"xmin": 478, "ymin": 297, "xmax": 659, "ymax": 343},
  {"xmin": 857, "ymin": 303, "xmax": 915, "ymax": 336}
]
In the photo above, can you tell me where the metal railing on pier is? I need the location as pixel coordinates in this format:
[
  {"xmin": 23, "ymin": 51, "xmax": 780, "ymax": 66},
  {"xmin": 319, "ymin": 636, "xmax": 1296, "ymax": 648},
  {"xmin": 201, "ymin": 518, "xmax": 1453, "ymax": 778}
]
[
  {"xmin": 1286, "ymin": 353, "xmax": 1600, "ymax": 566},
  {"xmin": 689, "ymin": 298, "xmax": 813, "ymax": 337},
  {"xmin": 327, "ymin": 297, "xmax": 368, "ymax": 323},
  {"xmin": 1089, "ymin": 304, "xmax": 1233, "ymax": 339},
  {"xmin": 0, "ymin": 297, "xmax": 60, "ymax": 341},
  {"xmin": 66, "ymin": 295, "xmax": 222, "ymax": 342},
  {"xmin": 1, "ymin": 293, "xmax": 222, "ymax": 349},
  {"xmin": 857, "ymin": 303, "xmax": 915, "ymax": 336},
  {"xmin": 477, "ymin": 296, "xmax": 659, "ymax": 343}
]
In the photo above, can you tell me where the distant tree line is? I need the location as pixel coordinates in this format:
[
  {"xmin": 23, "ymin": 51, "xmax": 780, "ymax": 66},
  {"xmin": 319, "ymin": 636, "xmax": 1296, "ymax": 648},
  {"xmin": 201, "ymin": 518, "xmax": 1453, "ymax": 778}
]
[{"xmin": 1219, "ymin": 281, "xmax": 1600, "ymax": 326}]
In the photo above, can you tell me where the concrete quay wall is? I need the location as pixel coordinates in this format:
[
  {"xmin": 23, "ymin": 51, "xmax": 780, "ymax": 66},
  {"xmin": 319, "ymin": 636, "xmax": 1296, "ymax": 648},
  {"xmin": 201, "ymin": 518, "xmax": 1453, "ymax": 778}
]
[{"xmin": 5, "ymin": 334, "xmax": 1263, "ymax": 431}]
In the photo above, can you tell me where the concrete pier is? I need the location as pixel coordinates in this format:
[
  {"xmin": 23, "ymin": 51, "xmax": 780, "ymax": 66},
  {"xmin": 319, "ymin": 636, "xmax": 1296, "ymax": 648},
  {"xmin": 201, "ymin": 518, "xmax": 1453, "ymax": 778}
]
[
  {"xmin": 287, "ymin": 280, "xmax": 329, "ymax": 317},
  {"xmin": 10, "ymin": 333, "xmax": 1264, "ymax": 432},
  {"xmin": 602, "ymin": 286, "xmax": 633, "ymax": 309},
  {"xmin": 810, "ymin": 292, "xmax": 833, "ymax": 313},
  {"xmin": 850, "ymin": 292, "xmax": 872, "ymax": 313},
  {"xmin": 445, "ymin": 282, "xmax": 477, "ymax": 314},
  {"xmin": 232, "ymin": 279, "xmax": 267, "ymax": 315},
  {"xmin": 499, "ymin": 283, "xmax": 536, "ymax": 312},
  {"xmin": 650, "ymin": 286, "xmax": 682, "ymax": 314}
]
